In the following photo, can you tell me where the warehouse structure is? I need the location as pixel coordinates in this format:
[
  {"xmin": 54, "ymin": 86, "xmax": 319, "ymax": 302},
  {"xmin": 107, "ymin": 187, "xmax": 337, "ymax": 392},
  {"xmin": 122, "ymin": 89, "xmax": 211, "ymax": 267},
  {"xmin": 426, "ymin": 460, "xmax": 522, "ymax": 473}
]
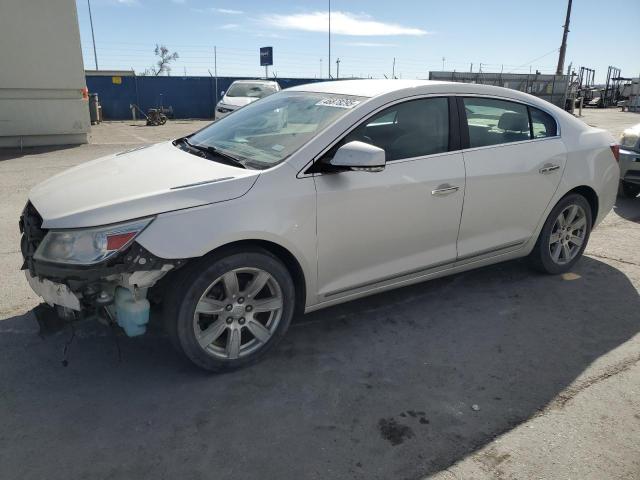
[
  {"xmin": 0, "ymin": 0, "xmax": 90, "ymax": 147},
  {"xmin": 429, "ymin": 71, "xmax": 570, "ymax": 109}
]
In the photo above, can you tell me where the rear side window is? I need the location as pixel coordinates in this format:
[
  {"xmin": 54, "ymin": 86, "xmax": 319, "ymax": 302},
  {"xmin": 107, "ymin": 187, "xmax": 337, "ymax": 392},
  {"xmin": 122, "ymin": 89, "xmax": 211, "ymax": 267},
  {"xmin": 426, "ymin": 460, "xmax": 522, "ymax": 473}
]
[
  {"xmin": 342, "ymin": 97, "xmax": 449, "ymax": 161},
  {"xmin": 530, "ymin": 106, "xmax": 558, "ymax": 138},
  {"xmin": 463, "ymin": 97, "xmax": 531, "ymax": 148}
]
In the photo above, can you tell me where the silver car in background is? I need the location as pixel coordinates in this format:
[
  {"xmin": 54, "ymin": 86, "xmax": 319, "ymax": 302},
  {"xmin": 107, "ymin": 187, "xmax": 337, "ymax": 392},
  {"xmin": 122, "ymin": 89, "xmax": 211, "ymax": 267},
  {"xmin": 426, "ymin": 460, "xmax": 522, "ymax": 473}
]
[
  {"xmin": 214, "ymin": 80, "xmax": 280, "ymax": 120},
  {"xmin": 618, "ymin": 123, "xmax": 640, "ymax": 198}
]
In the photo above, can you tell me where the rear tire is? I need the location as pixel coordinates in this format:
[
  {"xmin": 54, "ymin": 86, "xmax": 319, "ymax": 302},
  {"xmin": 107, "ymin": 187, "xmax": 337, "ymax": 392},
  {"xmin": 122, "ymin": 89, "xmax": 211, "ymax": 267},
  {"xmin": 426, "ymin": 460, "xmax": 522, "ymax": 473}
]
[
  {"xmin": 164, "ymin": 249, "xmax": 295, "ymax": 372},
  {"xmin": 618, "ymin": 181, "xmax": 640, "ymax": 199},
  {"xmin": 529, "ymin": 193, "xmax": 592, "ymax": 274}
]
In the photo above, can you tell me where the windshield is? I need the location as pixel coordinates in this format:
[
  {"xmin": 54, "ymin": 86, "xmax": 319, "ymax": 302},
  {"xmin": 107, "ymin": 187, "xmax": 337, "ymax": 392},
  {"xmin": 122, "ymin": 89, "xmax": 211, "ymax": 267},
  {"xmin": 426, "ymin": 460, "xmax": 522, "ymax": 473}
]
[
  {"xmin": 189, "ymin": 91, "xmax": 365, "ymax": 169},
  {"xmin": 226, "ymin": 82, "xmax": 278, "ymax": 98}
]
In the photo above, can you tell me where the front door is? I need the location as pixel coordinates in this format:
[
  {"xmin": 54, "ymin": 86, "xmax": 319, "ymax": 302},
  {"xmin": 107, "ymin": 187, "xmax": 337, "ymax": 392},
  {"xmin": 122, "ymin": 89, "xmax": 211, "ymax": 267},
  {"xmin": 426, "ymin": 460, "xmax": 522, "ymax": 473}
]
[
  {"xmin": 313, "ymin": 97, "xmax": 466, "ymax": 298},
  {"xmin": 457, "ymin": 96, "xmax": 567, "ymax": 258}
]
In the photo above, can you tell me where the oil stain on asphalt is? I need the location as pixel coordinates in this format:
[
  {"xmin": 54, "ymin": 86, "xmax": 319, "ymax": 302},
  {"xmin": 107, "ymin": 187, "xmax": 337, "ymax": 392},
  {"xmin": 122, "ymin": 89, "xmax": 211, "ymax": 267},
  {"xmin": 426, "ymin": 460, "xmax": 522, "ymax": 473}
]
[
  {"xmin": 378, "ymin": 417, "xmax": 414, "ymax": 446},
  {"xmin": 378, "ymin": 410, "xmax": 432, "ymax": 446}
]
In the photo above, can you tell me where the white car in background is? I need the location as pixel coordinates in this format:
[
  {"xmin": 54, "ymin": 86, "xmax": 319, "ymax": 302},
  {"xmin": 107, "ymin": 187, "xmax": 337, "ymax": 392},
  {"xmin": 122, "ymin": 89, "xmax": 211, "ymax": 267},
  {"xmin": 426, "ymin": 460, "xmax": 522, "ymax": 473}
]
[
  {"xmin": 618, "ymin": 123, "xmax": 640, "ymax": 198},
  {"xmin": 20, "ymin": 80, "xmax": 619, "ymax": 371},
  {"xmin": 214, "ymin": 80, "xmax": 280, "ymax": 120}
]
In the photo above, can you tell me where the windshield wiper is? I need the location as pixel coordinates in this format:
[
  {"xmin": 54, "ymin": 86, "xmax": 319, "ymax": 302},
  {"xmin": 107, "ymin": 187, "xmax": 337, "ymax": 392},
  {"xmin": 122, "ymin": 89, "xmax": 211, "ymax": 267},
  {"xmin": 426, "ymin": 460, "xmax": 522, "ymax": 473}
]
[{"xmin": 176, "ymin": 137, "xmax": 247, "ymax": 169}]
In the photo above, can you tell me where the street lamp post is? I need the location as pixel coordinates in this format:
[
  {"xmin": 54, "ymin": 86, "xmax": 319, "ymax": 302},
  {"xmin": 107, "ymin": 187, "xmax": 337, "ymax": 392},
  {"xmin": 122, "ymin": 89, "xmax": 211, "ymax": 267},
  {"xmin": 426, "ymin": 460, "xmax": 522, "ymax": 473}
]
[
  {"xmin": 87, "ymin": 0, "xmax": 99, "ymax": 70},
  {"xmin": 328, "ymin": 0, "xmax": 331, "ymax": 79}
]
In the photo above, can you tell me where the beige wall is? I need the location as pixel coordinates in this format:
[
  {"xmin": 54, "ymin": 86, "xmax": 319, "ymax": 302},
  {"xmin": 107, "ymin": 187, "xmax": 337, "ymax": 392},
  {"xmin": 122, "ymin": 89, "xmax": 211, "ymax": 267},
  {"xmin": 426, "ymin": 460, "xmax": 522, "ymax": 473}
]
[{"xmin": 0, "ymin": 0, "xmax": 90, "ymax": 146}]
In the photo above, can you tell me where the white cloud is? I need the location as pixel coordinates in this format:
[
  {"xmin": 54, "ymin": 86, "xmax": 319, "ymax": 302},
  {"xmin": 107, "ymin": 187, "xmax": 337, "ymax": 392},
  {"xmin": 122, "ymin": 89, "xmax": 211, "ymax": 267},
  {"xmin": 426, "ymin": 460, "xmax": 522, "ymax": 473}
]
[
  {"xmin": 343, "ymin": 41, "xmax": 397, "ymax": 47},
  {"xmin": 263, "ymin": 11, "xmax": 428, "ymax": 36},
  {"xmin": 220, "ymin": 23, "xmax": 239, "ymax": 30},
  {"xmin": 254, "ymin": 32, "xmax": 287, "ymax": 39},
  {"xmin": 215, "ymin": 8, "xmax": 243, "ymax": 14},
  {"xmin": 171, "ymin": 0, "xmax": 186, "ymax": 4},
  {"xmin": 115, "ymin": 0, "xmax": 139, "ymax": 5}
]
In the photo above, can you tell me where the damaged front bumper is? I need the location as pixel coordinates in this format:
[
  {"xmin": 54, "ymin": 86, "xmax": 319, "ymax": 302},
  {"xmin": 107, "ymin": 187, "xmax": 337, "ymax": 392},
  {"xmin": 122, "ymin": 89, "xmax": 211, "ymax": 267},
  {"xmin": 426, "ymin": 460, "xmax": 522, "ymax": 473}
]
[{"xmin": 20, "ymin": 202, "xmax": 187, "ymax": 335}]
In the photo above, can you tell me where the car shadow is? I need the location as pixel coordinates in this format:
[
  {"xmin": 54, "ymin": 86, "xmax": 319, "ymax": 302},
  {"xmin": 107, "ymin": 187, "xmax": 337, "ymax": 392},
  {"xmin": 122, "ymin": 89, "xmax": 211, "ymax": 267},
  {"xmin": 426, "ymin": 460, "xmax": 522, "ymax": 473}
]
[
  {"xmin": 614, "ymin": 195, "xmax": 640, "ymax": 223},
  {"xmin": 1, "ymin": 257, "xmax": 638, "ymax": 480},
  {"xmin": 0, "ymin": 144, "xmax": 83, "ymax": 162}
]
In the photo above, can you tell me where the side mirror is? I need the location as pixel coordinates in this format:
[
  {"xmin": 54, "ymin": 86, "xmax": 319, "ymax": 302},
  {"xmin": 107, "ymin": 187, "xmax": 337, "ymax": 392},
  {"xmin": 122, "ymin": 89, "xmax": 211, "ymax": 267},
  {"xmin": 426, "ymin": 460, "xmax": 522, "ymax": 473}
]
[
  {"xmin": 329, "ymin": 141, "xmax": 385, "ymax": 172},
  {"xmin": 220, "ymin": 90, "xmax": 225, "ymax": 97}
]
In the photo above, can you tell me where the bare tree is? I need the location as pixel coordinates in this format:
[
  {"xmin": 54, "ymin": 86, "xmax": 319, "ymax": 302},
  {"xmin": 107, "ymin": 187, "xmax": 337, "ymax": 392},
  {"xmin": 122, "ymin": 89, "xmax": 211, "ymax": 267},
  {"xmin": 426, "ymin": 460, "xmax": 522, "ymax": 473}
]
[{"xmin": 144, "ymin": 44, "xmax": 179, "ymax": 76}]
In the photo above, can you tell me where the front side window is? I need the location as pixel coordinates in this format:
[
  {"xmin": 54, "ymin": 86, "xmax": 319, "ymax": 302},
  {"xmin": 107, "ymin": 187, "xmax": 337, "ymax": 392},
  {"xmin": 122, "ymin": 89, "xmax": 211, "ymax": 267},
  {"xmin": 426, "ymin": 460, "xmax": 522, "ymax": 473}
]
[
  {"xmin": 340, "ymin": 97, "xmax": 449, "ymax": 161},
  {"xmin": 226, "ymin": 82, "xmax": 278, "ymax": 99},
  {"xmin": 530, "ymin": 106, "xmax": 558, "ymax": 138},
  {"xmin": 189, "ymin": 91, "xmax": 364, "ymax": 168},
  {"xmin": 463, "ymin": 97, "xmax": 530, "ymax": 147}
]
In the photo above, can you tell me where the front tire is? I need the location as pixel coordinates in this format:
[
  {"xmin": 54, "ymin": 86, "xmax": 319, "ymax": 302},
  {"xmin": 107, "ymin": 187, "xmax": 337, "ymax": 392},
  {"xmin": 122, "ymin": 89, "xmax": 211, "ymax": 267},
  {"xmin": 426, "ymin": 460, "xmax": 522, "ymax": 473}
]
[
  {"xmin": 165, "ymin": 249, "xmax": 295, "ymax": 372},
  {"xmin": 529, "ymin": 194, "xmax": 592, "ymax": 274}
]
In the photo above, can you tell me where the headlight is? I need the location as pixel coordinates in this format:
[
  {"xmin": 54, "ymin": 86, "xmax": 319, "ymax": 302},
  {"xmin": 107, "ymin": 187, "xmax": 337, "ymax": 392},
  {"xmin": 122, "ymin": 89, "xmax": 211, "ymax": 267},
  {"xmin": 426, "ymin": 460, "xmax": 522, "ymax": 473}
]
[
  {"xmin": 34, "ymin": 218, "xmax": 153, "ymax": 265},
  {"xmin": 620, "ymin": 131, "xmax": 639, "ymax": 150}
]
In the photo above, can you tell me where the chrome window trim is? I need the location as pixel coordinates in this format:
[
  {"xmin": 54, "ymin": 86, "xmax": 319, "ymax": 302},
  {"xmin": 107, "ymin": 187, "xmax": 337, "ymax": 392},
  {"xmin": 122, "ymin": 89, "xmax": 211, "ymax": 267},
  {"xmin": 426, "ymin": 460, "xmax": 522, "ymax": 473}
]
[
  {"xmin": 297, "ymin": 93, "xmax": 456, "ymax": 178},
  {"xmin": 461, "ymin": 135, "xmax": 564, "ymax": 153},
  {"xmin": 297, "ymin": 92, "xmax": 562, "ymax": 178}
]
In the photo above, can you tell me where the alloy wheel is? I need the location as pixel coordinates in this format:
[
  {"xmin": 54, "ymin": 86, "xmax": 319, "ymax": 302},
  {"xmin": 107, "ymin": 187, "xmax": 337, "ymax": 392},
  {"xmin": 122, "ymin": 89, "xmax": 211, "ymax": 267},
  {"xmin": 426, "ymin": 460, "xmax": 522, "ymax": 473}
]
[
  {"xmin": 192, "ymin": 267, "xmax": 283, "ymax": 360},
  {"xmin": 548, "ymin": 204, "xmax": 587, "ymax": 265}
]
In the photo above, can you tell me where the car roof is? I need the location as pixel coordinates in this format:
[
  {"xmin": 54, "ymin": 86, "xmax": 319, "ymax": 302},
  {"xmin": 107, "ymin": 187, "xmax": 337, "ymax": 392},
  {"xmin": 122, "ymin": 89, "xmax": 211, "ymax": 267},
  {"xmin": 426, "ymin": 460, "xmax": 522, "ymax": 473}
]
[
  {"xmin": 287, "ymin": 78, "xmax": 586, "ymax": 131},
  {"xmin": 287, "ymin": 79, "xmax": 541, "ymax": 103},
  {"xmin": 287, "ymin": 79, "xmax": 448, "ymax": 97}
]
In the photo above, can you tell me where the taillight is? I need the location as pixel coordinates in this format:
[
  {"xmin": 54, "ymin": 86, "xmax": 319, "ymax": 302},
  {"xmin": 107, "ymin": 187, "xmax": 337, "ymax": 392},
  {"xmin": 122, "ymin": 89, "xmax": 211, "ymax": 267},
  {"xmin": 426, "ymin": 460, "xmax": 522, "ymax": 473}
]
[{"xmin": 610, "ymin": 144, "xmax": 620, "ymax": 162}]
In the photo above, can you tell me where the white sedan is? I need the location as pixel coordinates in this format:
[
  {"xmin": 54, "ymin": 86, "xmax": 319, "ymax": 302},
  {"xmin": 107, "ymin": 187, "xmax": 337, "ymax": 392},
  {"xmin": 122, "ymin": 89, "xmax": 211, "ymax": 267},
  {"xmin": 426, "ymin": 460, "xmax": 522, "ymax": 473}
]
[
  {"xmin": 214, "ymin": 80, "xmax": 280, "ymax": 120},
  {"xmin": 20, "ymin": 80, "xmax": 620, "ymax": 371}
]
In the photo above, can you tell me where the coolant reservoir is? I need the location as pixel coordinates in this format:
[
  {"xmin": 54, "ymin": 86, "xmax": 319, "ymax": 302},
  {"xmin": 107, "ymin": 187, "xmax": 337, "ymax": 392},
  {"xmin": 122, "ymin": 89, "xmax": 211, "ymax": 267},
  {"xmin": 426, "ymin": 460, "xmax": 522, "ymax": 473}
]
[{"xmin": 114, "ymin": 287, "xmax": 150, "ymax": 337}]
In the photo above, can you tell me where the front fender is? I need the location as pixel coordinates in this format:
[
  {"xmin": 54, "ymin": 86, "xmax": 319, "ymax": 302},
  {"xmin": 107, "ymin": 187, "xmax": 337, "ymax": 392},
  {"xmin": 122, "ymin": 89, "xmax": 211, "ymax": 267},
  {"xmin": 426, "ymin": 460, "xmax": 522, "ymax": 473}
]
[{"xmin": 135, "ymin": 172, "xmax": 319, "ymax": 306}]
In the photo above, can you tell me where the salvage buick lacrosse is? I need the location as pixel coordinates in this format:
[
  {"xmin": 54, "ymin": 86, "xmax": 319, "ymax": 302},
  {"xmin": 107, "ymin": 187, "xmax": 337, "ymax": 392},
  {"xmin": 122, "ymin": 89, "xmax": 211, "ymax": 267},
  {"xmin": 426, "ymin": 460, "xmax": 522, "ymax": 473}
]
[{"xmin": 20, "ymin": 80, "xmax": 620, "ymax": 371}]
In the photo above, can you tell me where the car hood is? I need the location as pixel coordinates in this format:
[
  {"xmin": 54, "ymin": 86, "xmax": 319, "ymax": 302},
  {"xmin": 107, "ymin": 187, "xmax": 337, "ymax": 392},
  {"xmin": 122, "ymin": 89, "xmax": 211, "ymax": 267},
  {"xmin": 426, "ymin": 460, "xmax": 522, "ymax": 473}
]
[
  {"xmin": 221, "ymin": 96, "xmax": 259, "ymax": 108},
  {"xmin": 29, "ymin": 141, "xmax": 259, "ymax": 229}
]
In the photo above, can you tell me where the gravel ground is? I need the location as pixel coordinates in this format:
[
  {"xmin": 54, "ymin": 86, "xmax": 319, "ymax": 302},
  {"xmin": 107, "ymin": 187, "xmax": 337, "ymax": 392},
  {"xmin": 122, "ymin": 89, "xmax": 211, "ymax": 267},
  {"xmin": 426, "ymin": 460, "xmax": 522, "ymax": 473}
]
[{"xmin": 0, "ymin": 110, "xmax": 639, "ymax": 480}]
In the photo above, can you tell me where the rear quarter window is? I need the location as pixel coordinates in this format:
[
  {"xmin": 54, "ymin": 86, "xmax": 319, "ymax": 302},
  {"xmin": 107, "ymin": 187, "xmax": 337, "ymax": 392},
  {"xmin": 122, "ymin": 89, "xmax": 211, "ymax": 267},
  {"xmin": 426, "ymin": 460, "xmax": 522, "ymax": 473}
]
[{"xmin": 529, "ymin": 107, "xmax": 558, "ymax": 138}]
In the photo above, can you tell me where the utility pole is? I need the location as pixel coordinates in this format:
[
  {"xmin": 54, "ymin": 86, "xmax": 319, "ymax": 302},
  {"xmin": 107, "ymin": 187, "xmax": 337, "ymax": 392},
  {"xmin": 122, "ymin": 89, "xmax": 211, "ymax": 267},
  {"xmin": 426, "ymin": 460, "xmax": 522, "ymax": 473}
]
[
  {"xmin": 87, "ymin": 0, "xmax": 99, "ymax": 70},
  {"xmin": 336, "ymin": 58, "xmax": 340, "ymax": 79},
  {"xmin": 328, "ymin": 0, "xmax": 332, "ymax": 79},
  {"xmin": 470, "ymin": 62, "xmax": 473, "ymax": 73},
  {"xmin": 214, "ymin": 46, "xmax": 218, "ymax": 104},
  {"xmin": 392, "ymin": 57, "xmax": 396, "ymax": 78},
  {"xmin": 442, "ymin": 57, "xmax": 445, "ymax": 71},
  {"xmin": 556, "ymin": 0, "xmax": 573, "ymax": 75},
  {"xmin": 320, "ymin": 58, "xmax": 323, "ymax": 79}
]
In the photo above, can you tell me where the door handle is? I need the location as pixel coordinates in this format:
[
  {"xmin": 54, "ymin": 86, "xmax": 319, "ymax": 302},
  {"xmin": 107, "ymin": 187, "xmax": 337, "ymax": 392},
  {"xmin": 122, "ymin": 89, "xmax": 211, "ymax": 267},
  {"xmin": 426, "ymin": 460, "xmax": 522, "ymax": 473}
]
[
  {"xmin": 431, "ymin": 184, "xmax": 460, "ymax": 196},
  {"xmin": 539, "ymin": 164, "xmax": 560, "ymax": 174}
]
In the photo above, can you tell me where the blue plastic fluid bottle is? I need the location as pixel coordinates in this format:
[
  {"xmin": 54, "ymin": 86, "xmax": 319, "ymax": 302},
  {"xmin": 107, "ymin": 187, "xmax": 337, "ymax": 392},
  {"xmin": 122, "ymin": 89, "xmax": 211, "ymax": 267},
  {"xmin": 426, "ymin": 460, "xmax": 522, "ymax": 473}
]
[{"xmin": 114, "ymin": 287, "xmax": 150, "ymax": 337}]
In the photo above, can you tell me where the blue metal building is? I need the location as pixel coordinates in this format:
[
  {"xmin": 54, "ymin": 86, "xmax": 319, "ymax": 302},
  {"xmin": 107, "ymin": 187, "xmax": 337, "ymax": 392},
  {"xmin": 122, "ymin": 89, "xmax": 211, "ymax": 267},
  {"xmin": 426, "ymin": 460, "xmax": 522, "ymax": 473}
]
[{"xmin": 85, "ymin": 73, "xmax": 324, "ymax": 120}]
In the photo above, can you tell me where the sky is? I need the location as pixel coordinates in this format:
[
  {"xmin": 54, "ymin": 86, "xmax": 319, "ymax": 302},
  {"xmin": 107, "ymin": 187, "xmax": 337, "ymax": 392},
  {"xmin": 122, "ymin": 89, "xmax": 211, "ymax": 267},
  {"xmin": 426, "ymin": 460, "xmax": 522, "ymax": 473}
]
[{"xmin": 76, "ymin": 0, "xmax": 640, "ymax": 83}]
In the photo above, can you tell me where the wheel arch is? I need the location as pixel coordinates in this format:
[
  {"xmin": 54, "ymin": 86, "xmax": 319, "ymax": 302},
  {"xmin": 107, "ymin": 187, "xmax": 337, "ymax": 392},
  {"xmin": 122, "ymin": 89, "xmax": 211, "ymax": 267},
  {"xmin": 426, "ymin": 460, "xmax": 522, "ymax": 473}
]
[{"xmin": 562, "ymin": 185, "xmax": 599, "ymax": 225}]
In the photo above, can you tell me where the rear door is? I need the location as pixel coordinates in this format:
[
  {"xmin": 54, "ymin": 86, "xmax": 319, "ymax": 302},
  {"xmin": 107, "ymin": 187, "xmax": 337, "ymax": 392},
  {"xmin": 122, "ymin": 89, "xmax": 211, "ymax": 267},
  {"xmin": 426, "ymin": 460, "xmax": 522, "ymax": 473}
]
[{"xmin": 456, "ymin": 96, "xmax": 566, "ymax": 259}]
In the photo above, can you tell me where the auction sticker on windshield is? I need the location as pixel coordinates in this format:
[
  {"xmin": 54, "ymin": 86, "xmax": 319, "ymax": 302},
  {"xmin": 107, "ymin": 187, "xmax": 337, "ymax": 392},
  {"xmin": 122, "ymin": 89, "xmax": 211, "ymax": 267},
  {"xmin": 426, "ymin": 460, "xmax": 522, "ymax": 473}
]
[{"xmin": 316, "ymin": 97, "xmax": 361, "ymax": 108}]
